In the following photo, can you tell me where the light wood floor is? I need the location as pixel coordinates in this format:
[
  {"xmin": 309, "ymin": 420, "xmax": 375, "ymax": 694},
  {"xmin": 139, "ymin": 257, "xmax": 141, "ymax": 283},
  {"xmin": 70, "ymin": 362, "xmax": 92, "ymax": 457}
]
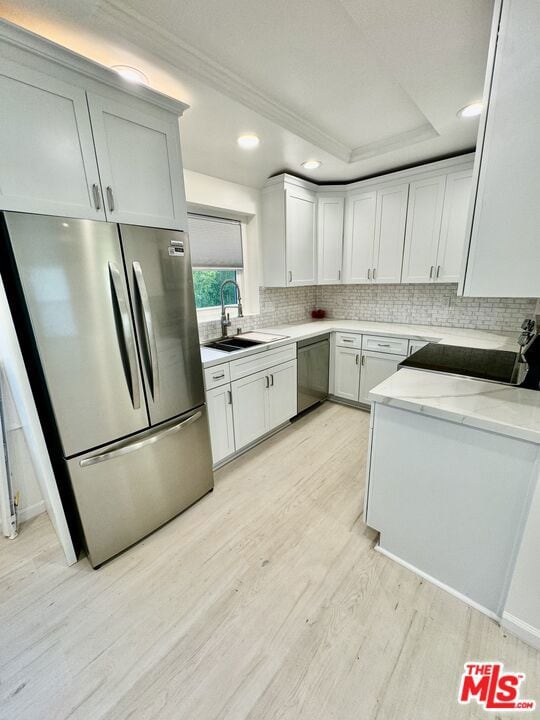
[{"xmin": 1, "ymin": 402, "xmax": 538, "ymax": 720}]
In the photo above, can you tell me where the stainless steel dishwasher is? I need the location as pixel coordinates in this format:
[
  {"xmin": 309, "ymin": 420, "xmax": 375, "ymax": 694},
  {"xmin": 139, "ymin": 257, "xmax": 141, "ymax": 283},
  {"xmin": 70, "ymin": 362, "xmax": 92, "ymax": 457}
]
[{"xmin": 297, "ymin": 334, "xmax": 330, "ymax": 413}]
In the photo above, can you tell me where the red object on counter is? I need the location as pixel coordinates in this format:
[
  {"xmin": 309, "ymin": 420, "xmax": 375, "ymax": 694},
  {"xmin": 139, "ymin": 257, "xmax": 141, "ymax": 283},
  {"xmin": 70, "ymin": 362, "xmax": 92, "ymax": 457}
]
[{"xmin": 311, "ymin": 308, "xmax": 326, "ymax": 319}]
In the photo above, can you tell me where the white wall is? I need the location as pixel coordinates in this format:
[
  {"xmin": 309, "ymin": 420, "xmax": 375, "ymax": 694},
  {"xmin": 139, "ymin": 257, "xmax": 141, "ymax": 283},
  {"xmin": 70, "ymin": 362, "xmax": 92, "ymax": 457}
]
[
  {"xmin": 503, "ymin": 468, "xmax": 540, "ymax": 650},
  {"xmin": 183, "ymin": 169, "xmax": 262, "ymax": 320}
]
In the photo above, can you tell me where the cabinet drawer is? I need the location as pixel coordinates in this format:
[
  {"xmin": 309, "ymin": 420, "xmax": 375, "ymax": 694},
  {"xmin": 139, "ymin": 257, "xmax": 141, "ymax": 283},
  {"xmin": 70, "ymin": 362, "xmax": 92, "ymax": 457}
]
[
  {"xmin": 335, "ymin": 332, "xmax": 363, "ymax": 349},
  {"xmin": 204, "ymin": 362, "xmax": 231, "ymax": 390},
  {"xmin": 230, "ymin": 343, "xmax": 296, "ymax": 380},
  {"xmin": 362, "ymin": 334, "xmax": 409, "ymax": 355}
]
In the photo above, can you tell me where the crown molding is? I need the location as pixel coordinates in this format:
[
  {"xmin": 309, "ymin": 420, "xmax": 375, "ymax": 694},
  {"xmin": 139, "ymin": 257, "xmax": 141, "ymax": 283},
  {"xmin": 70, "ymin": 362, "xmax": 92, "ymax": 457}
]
[
  {"xmin": 0, "ymin": 18, "xmax": 189, "ymax": 116},
  {"xmin": 98, "ymin": 0, "xmax": 352, "ymax": 161},
  {"xmin": 350, "ymin": 123, "xmax": 439, "ymax": 162},
  {"xmin": 98, "ymin": 0, "xmax": 439, "ymax": 165}
]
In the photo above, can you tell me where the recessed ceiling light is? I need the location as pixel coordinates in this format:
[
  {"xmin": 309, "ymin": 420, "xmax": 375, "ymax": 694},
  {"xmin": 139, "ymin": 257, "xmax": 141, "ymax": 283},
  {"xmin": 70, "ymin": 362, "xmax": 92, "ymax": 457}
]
[
  {"xmin": 237, "ymin": 134, "xmax": 260, "ymax": 149},
  {"xmin": 457, "ymin": 102, "xmax": 483, "ymax": 119},
  {"xmin": 111, "ymin": 65, "xmax": 149, "ymax": 85},
  {"xmin": 302, "ymin": 160, "xmax": 322, "ymax": 170}
]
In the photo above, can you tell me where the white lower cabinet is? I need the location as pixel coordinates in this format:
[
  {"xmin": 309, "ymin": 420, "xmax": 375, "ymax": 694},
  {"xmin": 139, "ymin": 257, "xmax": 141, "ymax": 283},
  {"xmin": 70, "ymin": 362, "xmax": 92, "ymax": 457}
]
[
  {"xmin": 333, "ymin": 335, "xmax": 407, "ymax": 405},
  {"xmin": 206, "ymin": 384, "xmax": 235, "ymax": 465},
  {"xmin": 358, "ymin": 351, "xmax": 406, "ymax": 404},
  {"xmin": 231, "ymin": 359, "xmax": 298, "ymax": 452},
  {"xmin": 268, "ymin": 360, "xmax": 298, "ymax": 428},
  {"xmin": 334, "ymin": 347, "xmax": 361, "ymax": 401},
  {"xmin": 231, "ymin": 370, "xmax": 269, "ymax": 451}
]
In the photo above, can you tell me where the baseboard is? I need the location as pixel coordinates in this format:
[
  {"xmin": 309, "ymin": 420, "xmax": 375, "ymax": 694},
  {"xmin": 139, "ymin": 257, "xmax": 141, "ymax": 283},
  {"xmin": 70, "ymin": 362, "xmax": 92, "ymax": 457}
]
[
  {"xmin": 17, "ymin": 499, "xmax": 46, "ymax": 523},
  {"xmin": 328, "ymin": 395, "xmax": 370, "ymax": 411},
  {"xmin": 375, "ymin": 544, "xmax": 501, "ymax": 622},
  {"xmin": 213, "ymin": 421, "xmax": 291, "ymax": 470},
  {"xmin": 502, "ymin": 612, "xmax": 540, "ymax": 651}
]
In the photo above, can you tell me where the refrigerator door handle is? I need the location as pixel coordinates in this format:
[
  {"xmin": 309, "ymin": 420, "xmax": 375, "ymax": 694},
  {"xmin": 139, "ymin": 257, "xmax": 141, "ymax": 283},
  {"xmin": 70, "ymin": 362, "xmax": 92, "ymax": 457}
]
[
  {"xmin": 108, "ymin": 262, "xmax": 141, "ymax": 410},
  {"xmin": 132, "ymin": 261, "xmax": 160, "ymax": 402},
  {"xmin": 79, "ymin": 410, "xmax": 203, "ymax": 467}
]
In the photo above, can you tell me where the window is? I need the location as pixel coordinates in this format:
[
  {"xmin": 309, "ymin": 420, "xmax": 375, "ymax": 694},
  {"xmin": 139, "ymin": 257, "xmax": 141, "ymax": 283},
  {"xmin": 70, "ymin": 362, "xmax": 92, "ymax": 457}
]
[{"xmin": 187, "ymin": 213, "xmax": 243, "ymax": 309}]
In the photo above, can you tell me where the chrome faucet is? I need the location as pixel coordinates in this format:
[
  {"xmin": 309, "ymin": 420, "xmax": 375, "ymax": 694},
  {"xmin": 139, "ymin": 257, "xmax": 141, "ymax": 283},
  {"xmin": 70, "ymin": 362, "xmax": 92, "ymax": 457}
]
[{"xmin": 220, "ymin": 279, "xmax": 243, "ymax": 337}]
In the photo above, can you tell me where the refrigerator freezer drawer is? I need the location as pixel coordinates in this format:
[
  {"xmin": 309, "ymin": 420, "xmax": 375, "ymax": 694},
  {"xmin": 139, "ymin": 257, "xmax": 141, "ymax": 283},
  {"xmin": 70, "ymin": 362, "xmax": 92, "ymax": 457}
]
[{"xmin": 68, "ymin": 405, "xmax": 213, "ymax": 567}]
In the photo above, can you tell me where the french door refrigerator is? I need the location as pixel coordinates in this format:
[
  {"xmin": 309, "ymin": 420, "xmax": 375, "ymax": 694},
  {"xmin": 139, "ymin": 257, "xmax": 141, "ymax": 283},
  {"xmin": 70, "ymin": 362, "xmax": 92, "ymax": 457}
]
[{"xmin": 1, "ymin": 212, "xmax": 213, "ymax": 567}]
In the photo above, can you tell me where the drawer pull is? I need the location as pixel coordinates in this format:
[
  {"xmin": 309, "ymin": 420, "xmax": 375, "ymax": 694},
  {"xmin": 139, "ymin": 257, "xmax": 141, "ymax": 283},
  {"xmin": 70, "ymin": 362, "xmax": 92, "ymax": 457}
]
[
  {"xmin": 342, "ymin": 338, "xmax": 354, "ymax": 343},
  {"xmin": 212, "ymin": 373, "xmax": 225, "ymax": 380},
  {"xmin": 377, "ymin": 343, "xmax": 391, "ymax": 347}
]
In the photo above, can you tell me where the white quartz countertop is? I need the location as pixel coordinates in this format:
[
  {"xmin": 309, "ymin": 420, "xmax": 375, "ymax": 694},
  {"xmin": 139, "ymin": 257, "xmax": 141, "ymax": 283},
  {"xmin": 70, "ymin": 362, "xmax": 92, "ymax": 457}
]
[
  {"xmin": 370, "ymin": 367, "xmax": 540, "ymax": 444},
  {"xmin": 200, "ymin": 319, "xmax": 517, "ymax": 368}
]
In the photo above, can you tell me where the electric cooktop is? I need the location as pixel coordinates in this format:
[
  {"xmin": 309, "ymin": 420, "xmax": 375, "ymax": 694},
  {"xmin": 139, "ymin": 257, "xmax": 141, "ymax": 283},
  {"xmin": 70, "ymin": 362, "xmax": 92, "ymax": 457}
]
[{"xmin": 400, "ymin": 343, "xmax": 523, "ymax": 385}]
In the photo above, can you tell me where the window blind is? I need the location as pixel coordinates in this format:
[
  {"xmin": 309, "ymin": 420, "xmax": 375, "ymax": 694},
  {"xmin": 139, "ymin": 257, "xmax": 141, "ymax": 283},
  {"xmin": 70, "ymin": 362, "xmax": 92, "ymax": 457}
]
[{"xmin": 187, "ymin": 213, "xmax": 244, "ymax": 269}]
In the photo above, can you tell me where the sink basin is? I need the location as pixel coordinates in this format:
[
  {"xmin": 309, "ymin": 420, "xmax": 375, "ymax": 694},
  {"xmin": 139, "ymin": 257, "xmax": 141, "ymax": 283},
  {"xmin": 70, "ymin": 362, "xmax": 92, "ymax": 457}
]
[
  {"xmin": 205, "ymin": 337, "xmax": 263, "ymax": 352},
  {"xmin": 204, "ymin": 331, "xmax": 289, "ymax": 354}
]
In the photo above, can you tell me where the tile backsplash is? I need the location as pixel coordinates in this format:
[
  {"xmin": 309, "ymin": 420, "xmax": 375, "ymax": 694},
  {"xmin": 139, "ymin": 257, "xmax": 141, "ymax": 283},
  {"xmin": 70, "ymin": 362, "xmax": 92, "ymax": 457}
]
[{"xmin": 197, "ymin": 283, "xmax": 537, "ymax": 341}]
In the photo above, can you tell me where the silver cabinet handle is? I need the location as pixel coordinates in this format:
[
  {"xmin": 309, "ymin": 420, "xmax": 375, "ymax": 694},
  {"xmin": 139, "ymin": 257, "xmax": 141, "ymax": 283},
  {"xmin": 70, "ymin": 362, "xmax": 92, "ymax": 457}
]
[
  {"xmin": 429, "ymin": 265, "xmax": 434, "ymax": 279},
  {"xmin": 133, "ymin": 261, "xmax": 160, "ymax": 402},
  {"xmin": 92, "ymin": 183, "xmax": 101, "ymax": 210},
  {"xmin": 288, "ymin": 270, "xmax": 293, "ymax": 283},
  {"xmin": 108, "ymin": 262, "xmax": 140, "ymax": 410},
  {"xmin": 436, "ymin": 265, "xmax": 441, "ymax": 278},
  {"xmin": 106, "ymin": 186, "xmax": 115, "ymax": 212},
  {"xmin": 342, "ymin": 338, "xmax": 354, "ymax": 343},
  {"xmin": 377, "ymin": 343, "xmax": 391, "ymax": 347},
  {"xmin": 372, "ymin": 268, "xmax": 377, "ymax": 280},
  {"xmin": 212, "ymin": 373, "xmax": 225, "ymax": 380},
  {"xmin": 227, "ymin": 390, "xmax": 232, "ymax": 405},
  {"xmin": 338, "ymin": 269, "xmax": 341, "ymax": 281},
  {"xmin": 367, "ymin": 268, "xmax": 371, "ymax": 281},
  {"xmin": 356, "ymin": 353, "xmax": 359, "ymax": 365},
  {"xmin": 361, "ymin": 354, "xmax": 366, "ymax": 366},
  {"xmin": 265, "ymin": 375, "xmax": 270, "ymax": 388},
  {"xmin": 80, "ymin": 411, "xmax": 202, "ymax": 467},
  {"xmin": 270, "ymin": 374, "xmax": 274, "ymax": 386}
]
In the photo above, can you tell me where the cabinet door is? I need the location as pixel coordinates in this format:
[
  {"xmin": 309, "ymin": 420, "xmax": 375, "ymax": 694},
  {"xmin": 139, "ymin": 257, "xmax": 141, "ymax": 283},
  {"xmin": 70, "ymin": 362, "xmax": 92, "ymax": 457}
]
[
  {"xmin": 358, "ymin": 351, "xmax": 406, "ymax": 404},
  {"xmin": 373, "ymin": 184, "xmax": 409, "ymax": 283},
  {"xmin": 463, "ymin": 0, "xmax": 540, "ymax": 297},
  {"xmin": 206, "ymin": 384, "xmax": 235, "ymax": 464},
  {"xmin": 317, "ymin": 196, "xmax": 344, "ymax": 284},
  {"xmin": 268, "ymin": 359, "xmax": 298, "ymax": 429},
  {"xmin": 87, "ymin": 93, "xmax": 185, "ymax": 229},
  {"xmin": 231, "ymin": 370, "xmax": 269, "ymax": 450},
  {"xmin": 402, "ymin": 176, "xmax": 446, "ymax": 283},
  {"xmin": 343, "ymin": 191, "xmax": 376, "ymax": 283},
  {"xmin": 436, "ymin": 169, "xmax": 472, "ymax": 283},
  {"xmin": 334, "ymin": 347, "xmax": 360, "ymax": 402},
  {"xmin": 285, "ymin": 187, "xmax": 317, "ymax": 286},
  {"xmin": 0, "ymin": 60, "xmax": 104, "ymax": 220}
]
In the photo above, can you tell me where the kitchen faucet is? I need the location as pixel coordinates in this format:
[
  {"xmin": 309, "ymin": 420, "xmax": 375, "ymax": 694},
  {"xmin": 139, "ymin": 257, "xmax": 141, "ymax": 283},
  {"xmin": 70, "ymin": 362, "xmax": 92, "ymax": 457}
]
[{"xmin": 220, "ymin": 279, "xmax": 243, "ymax": 337}]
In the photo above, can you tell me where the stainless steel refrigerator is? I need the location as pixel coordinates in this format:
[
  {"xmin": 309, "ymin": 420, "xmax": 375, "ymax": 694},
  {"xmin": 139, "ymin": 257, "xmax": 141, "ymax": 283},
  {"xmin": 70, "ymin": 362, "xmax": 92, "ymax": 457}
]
[{"xmin": 1, "ymin": 212, "xmax": 213, "ymax": 567}]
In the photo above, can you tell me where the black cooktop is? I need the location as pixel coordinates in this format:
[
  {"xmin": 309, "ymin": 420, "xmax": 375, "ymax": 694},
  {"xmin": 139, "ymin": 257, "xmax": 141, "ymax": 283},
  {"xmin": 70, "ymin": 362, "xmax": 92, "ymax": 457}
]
[{"xmin": 400, "ymin": 343, "xmax": 522, "ymax": 384}]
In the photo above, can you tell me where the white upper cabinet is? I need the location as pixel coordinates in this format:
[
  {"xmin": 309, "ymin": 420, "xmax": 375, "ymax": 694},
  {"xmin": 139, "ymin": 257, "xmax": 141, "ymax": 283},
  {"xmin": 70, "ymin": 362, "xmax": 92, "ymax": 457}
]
[
  {"xmin": 373, "ymin": 184, "xmax": 409, "ymax": 283},
  {"xmin": 286, "ymin": 186, "xmax": 317, "ymax": 285},
  {"xmin": 343, "ymin": 184, "xmax": 407, "ymax": 285},
  {"xmin": 317, "ymin": 196, "xmax": 344, "ymax": 284},
  {"xmin": 437, "ymin": 169, "xmax": 472, "ymax": 283},
  {"xmin": 87, "ymin": 94, "xmax": 185, "ymax": 229},
  {"xmin": 0, "ymin": 60, "xmax": 104, "ymax": 220},
  {"xmin": 462, "ymin": 0, "xmax": 540, "ymax": 297},
  {"xmin": 343, "ymin": 191, "xmax": 376, "ymax": 284},
  {"xmin": 402, "ymin": 175, "xmax": 446, "ymax": 283},
  {"xmin": 262, "ymin": 178, "xmax": 317, "ymax": 287},
  {"xmin": 0, "ymin": 23, "xmax": 187, "ymax": 229}
]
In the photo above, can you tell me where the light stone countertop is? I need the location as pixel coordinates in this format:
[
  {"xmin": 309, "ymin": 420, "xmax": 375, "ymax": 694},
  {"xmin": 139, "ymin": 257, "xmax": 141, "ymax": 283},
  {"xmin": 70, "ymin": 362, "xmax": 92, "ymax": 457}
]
[
  {"xmin": 200, "ymin": 319, "xmax": 517, "ymax": 369},
  {"xmin": 369, "ymin": 367, "xmax": 540, "ymax": 444}
]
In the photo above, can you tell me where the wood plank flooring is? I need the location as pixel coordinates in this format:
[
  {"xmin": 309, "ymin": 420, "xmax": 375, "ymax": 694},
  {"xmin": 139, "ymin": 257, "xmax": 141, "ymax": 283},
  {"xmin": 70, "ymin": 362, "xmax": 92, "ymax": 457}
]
[{"xmin": 0, "ymin": 402, "xmax": 538, "ymax": 720}]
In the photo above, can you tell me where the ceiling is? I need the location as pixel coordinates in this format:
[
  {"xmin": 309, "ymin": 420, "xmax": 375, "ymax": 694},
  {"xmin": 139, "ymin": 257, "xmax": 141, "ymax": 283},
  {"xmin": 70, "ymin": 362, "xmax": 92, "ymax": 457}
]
[{"xmin": 0, "ymin": 0, "xmax": 495, "ymax": 187}]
